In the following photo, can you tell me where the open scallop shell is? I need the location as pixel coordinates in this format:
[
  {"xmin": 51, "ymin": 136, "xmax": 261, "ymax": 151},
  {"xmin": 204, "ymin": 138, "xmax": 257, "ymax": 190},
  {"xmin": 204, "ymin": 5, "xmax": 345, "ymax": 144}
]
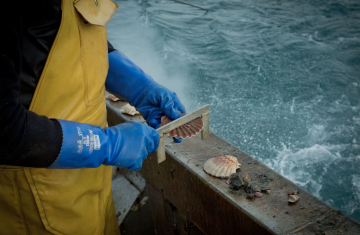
[
  {"xmin": 203, "ymin": 155, "xmax": 241, "ymax": 178},
  {"xmin": 120, "ymin": 104, "xmax": 140, "ymax": 116},
  {"xmin": 159, "ymin": 115, "xmax": 203, "ymax": 139}
]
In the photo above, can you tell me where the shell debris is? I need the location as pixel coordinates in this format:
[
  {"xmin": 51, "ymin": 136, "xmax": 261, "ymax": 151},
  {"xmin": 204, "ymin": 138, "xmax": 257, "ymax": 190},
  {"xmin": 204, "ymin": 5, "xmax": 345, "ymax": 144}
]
[
  {"xmin": 120, "ymin": 104, "xmax": 140, "ymax": 116},
  {"xmin": 243, "ymin": 173, "xmax": 251, "ymax": 182},
  {"xmin": 288, "ymin": 194, "xmax": 299, "ymax": 203},
  {"xmin": 106, "ymin": 94, "xmax": 121, "ymax": 102},
  {"xmin": 203, "ymin": 155, "xmax": 241, "ymax": 178},
  {"xmin": 227, "ymin": 173, "xmax": 244, "ymax": 190}
]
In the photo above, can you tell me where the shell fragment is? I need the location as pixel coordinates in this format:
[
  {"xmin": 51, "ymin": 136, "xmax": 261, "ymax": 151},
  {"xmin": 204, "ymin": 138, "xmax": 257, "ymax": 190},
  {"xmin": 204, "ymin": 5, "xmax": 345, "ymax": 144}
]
[
  {"xmin": 120, "ymin": 104, "xmax": 140, "ymax": 116},
  {"xmin": 106, "ymin": 94, "xmax": 121, "ymax": 102}
]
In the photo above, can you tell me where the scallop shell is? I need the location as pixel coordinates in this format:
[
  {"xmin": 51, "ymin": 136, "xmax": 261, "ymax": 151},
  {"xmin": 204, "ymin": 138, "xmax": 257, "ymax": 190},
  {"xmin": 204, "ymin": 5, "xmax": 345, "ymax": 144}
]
[
  {"xmin": 106, "ymin": 94, "xmax": 121, "ymax": 102},
  {"xmin": 203, "ymin": 155, "xmax": 241, "ymax": 178},
  {"xmin": 159, "ymin": 115, "xmax": 203, "ymax": 138},
  {"xmin": 288, "ymin": 195, "xmax": 299, "ymax": 203},
  {"xmin": 120, "ymin": 104, "xmax": 140, "ymax": 116}
]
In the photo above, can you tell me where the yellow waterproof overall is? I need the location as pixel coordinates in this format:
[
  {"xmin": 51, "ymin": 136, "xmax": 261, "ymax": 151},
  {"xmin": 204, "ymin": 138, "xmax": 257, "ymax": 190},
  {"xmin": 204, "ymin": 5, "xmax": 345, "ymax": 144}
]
[{"xmin": 0, "ymin": 0, "xmax": 119, "ymax": 234}]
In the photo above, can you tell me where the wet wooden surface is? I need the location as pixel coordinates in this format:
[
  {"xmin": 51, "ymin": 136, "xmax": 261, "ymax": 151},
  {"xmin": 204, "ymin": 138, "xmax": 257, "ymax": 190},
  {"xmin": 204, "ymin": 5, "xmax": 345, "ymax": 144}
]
[{"xmin": 107, "ymin": 100, "xmax": 360, "ymax": 235}]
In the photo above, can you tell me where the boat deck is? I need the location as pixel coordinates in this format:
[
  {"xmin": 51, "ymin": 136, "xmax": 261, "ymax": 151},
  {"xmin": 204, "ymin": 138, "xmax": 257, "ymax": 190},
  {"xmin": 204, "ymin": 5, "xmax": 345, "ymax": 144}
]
[{"xmin": 107, "ymin": 98, "xmax": 360, "ymax": 235}]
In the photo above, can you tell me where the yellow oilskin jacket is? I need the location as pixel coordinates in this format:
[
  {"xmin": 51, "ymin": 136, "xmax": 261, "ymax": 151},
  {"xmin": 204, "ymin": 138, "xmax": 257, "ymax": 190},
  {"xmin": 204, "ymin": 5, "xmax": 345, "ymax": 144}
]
[{"xmin": 0, "ymin": 0, "xmax": 120, "ymax": 234}]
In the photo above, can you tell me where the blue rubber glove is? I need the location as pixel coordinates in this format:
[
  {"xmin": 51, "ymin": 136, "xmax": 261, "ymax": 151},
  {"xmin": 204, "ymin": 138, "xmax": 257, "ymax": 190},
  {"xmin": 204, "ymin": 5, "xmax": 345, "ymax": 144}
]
[
  {"xmin": 48, "ymin": 120, "xmax": 159, "ymax": 170},
  {"xmin": 105, "ymin": 51, "xmax": 186, "ymax": 131}
]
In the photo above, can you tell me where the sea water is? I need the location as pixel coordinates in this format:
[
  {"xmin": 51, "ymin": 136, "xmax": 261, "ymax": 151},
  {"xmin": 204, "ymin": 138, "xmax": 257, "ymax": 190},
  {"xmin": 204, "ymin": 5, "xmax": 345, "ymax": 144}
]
[{"xmin": 108, "ymin": 0, "xmax": 360, "ymax": 222}]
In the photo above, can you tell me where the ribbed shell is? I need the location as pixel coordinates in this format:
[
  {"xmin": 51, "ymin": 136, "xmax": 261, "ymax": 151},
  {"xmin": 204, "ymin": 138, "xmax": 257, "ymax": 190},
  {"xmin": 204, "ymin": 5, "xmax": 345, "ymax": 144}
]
[
  {"xmin": 160, "ymin": 115, "xmax": 203, "ymax": 138},
  {"xmin": 203, "ymin": 155, "xmax": 241, "ymax": 178},
  {"xmin": 288, "ymin": 195, "xmax": 299, "ymax": 203}
]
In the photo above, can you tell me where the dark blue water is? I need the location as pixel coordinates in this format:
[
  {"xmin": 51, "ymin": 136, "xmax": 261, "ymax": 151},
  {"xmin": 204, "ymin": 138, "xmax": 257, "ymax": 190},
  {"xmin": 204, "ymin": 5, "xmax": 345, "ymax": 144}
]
[{"xmin": 108, "ymin": 0, "xmax": 360, "ymax": 221}]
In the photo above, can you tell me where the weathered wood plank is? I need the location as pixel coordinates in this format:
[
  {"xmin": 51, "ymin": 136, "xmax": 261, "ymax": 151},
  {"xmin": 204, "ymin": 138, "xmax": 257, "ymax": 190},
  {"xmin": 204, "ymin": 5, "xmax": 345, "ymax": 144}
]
[{"xmin": 147, "ymin": 184, "xmax": 175, "ymax": 235}]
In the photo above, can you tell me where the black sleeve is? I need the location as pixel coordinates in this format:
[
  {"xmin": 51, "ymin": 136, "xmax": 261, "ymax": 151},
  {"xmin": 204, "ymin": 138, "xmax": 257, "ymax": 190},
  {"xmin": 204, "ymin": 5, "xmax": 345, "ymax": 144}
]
[
  {"xmin": 108, "ymin": 41, "xmax": 116, "ymax": 53},
  {"xmin": 0, "ymin": 1, "xmax": 61, "ymax": 168}
]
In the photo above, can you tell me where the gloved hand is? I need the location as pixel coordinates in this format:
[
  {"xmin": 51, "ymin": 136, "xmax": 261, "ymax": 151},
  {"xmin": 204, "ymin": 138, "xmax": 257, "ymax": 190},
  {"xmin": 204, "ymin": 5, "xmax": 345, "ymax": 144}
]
[
  {"xmin": 48, "ymin": 120, "xmax": 159, "ymax": 170},
  {"xmin": 105, "ymin": 50, "xmax": 186, "ymax": 130}
]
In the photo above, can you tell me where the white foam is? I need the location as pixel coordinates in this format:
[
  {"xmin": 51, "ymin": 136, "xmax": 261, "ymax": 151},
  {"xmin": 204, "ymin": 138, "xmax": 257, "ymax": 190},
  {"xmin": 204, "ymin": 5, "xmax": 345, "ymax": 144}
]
[
  {"xmin": 290, "ymin": 98, "xmax": 295, "ymax": 114},
  {"xmin": 268, "ymin": 143, "xmax": 344, "ymax": 198},
  {"xmin": 353, "ymin": 175, "xmax": 360, "ymax": 206},
  {"xmin": 337, "ymin": 37, "xmax": 360, "ymax": 44},
  {"xmin": 306, "ymin": 124, "xmax": 326, "ymax": 143},
  {"xmin": 107, "ymin": 3, "xmax": 192, "ymax": 111},
  {"xmin": 353, "ymin": 117, "xmax": 360, "ymax": 125},
  {"xmin": 341, "ymin": 175, "xmax": 360, "ymax": 215}
]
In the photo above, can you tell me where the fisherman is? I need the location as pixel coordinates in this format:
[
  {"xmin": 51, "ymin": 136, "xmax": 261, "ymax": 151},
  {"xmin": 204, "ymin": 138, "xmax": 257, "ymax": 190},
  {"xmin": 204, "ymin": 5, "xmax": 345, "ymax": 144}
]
[{"xmin": 0, "ymin": 0, "xmax": 185, "ymax": 234}]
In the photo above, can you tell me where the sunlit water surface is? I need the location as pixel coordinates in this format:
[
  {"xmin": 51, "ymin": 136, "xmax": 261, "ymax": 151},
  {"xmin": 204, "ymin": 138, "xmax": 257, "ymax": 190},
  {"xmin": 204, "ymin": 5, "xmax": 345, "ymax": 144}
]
[{"xmin": 108, "ymin": 0, "xmax": 360, "ymax": 221}]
